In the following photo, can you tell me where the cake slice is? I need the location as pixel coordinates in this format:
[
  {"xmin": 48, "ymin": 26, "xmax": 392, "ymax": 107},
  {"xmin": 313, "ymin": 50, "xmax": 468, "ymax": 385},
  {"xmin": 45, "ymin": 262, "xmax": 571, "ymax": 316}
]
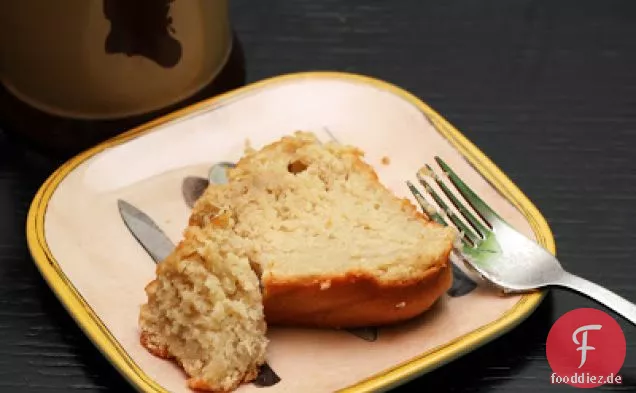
[
  {"xmin": 139, "ymin": 131, "xmax": 456, "ymax": 391},
  {"xmin": 189, "ymin": 131, "xmax": 457, "ymax": 328}
]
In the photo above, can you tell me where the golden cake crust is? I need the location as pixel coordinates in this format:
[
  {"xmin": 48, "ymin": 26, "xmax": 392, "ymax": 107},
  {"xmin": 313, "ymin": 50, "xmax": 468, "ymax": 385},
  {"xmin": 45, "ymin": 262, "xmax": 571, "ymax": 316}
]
[{"xmin": 261, "ymin": 249, "xmax": 453, "ymax": 328}]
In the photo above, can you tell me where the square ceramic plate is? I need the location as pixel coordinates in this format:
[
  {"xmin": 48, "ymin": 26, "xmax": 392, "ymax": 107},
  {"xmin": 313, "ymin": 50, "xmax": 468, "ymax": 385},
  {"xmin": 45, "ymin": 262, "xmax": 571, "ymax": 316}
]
[{"xmin": 26, "ymin": 72, "xmax": 553, "ymax": 393}]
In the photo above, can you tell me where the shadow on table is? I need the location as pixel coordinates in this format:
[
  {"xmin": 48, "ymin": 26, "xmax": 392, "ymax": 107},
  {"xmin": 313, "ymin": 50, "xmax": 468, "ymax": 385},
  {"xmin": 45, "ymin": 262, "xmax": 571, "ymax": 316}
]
[
  {"xmin": 33, "ymin": 272, "xmax": 136, "ymax": 392},
  {"xmin": 617, "ymin": 374, "xmax": 636, "ymax": 388},
  {"xmin": 396, "ymin": 292, "xmax": 556, "ymax": 392}
]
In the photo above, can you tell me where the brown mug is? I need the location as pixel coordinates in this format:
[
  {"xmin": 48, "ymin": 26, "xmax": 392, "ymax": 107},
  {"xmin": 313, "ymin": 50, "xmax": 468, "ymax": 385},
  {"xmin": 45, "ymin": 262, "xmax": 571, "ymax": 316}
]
[{"xmin": 0, "ymin": 0, "xmax": 240, "ymax": 157}]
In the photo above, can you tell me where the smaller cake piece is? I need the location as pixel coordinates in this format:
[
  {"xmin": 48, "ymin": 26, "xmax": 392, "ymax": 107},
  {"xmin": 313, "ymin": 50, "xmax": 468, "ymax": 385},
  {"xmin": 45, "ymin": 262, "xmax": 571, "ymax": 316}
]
[{"xmin": 139, "ymin": 213, "xmax": 268, "ymax": 392}]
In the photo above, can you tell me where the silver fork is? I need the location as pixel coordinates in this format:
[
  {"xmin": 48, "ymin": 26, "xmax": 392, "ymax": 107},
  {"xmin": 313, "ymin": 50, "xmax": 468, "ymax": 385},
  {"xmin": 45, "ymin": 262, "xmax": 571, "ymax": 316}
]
[{"xmin": 407, "ymin": 157, "xmax": 636, "ymax": 326}]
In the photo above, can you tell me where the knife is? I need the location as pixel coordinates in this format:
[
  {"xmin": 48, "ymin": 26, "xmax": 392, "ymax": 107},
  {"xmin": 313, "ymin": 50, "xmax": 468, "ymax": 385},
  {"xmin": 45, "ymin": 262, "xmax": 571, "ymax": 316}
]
[{"xmin": 117, "ymin": 199, "xmax": 175, "ymax": 263}]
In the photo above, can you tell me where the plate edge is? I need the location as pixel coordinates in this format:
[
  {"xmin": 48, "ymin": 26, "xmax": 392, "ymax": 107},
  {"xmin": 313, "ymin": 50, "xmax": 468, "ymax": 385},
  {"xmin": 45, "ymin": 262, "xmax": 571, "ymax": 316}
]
[{"xmin": 25, "ymin": 71, "xmax": 554, "ymax": 393}]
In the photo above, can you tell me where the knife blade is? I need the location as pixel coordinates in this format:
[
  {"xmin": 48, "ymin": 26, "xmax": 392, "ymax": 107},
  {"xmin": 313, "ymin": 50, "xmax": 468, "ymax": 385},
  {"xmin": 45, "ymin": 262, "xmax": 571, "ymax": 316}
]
[{"xmin": 117, "ymin": 199, "xmax": 175, "ymax": 263}]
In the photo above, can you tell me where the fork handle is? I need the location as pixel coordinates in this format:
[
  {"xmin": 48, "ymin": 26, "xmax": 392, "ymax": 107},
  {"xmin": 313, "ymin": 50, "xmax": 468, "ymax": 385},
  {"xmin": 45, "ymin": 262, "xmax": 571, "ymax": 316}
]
[{"xmin": 554, "ymin": 272, "xmax": 636, "ymax": 325}]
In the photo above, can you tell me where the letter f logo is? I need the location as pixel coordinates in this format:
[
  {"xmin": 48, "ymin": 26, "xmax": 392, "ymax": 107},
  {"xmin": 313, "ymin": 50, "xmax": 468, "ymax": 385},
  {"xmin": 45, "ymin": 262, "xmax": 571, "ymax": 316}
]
[{"xmin": 572, "ymin": 324, "xmax": 602, "ymax": 368}]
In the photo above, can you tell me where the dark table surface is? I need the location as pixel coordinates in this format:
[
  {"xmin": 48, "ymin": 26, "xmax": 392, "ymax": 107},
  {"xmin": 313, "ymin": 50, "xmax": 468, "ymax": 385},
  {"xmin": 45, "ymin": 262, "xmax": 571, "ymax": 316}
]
[{"xmin": 2, "ymin": 0, "xmax": 636, "ymax": 392}]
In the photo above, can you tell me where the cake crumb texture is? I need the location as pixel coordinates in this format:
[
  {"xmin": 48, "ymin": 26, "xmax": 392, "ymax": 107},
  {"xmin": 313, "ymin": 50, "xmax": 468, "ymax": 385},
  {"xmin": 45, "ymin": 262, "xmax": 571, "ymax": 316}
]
[{"xmin": 139, "ymin": 215, "xmax": 268, "ymax": 392}]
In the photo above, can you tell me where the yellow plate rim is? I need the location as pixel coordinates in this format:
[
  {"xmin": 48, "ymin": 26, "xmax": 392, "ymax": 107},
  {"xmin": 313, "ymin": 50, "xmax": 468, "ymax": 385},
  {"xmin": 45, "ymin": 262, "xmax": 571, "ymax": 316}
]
[{"xmin": 25, "ymin": 71, "xmax": 553, "ymax": 393}]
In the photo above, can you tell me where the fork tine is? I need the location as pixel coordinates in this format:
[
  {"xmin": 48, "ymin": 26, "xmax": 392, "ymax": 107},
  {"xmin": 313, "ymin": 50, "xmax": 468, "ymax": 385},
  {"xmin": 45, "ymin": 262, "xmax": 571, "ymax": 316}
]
[
  {"xmin": 407, "ymin": 181, "xmax": 475, "ymax": 248},
  {"xmin": 406, "ymin": 181, "xmax": 447, "ymax": 226},
  {"xmin": 413, "ymin": 177, "xmax": 481, "ymax": 247},
  {"xmin": 434, "ymin": 157, "xmax": 502, "ymax": 226},
  {"xmin": 420, "ymin": 164, "xmax": 490, "ymax": 237}
]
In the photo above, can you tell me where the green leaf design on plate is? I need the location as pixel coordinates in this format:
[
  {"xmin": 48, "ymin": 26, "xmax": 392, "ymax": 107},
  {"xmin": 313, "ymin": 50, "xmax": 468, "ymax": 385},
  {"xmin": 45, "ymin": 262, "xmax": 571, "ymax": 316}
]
[{"xmin": 461, "ymin": 233, "xmax": 502, "ymax": 269}]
